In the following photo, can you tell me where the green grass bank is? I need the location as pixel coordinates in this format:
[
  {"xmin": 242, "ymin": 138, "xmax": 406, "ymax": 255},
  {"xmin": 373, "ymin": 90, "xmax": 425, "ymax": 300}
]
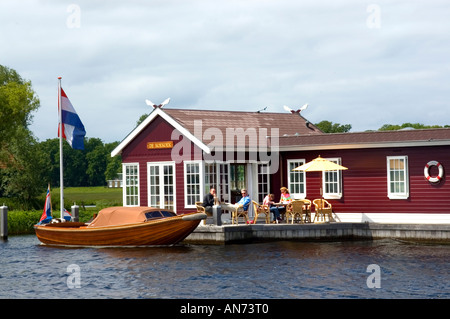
[{"xmin": 4, "ymin": 186, "xmax": 122, "ymax": 235}]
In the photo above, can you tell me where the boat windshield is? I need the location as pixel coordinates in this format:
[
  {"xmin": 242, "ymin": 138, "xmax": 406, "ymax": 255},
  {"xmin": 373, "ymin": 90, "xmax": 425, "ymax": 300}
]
[
  {"xmin": 161, "ymin": 210, "xmax": 176, "ymax": 217},
  {"xmin": 145, "ymin": 210, "xmax": 176, "ymax": 221}
]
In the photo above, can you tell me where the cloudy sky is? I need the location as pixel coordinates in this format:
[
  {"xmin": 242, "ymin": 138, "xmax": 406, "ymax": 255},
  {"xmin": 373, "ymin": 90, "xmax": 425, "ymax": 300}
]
[{"xmin": 1, "ymin": 0, "xmax": 450, "ymax": 143}]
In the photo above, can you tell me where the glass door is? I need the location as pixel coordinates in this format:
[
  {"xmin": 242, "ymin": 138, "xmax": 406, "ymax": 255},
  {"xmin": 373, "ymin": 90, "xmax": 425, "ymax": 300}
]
[
  {"xmin": 147, "ymin": 162, "xmax": 175, "ymax": 210},
  {"xmin": 218, "ymin": 163, "xmax": 230, "ymax": 203},
  {"xmin": 230, "ymin": 164, "xmax": 246, "ymax": 203}
]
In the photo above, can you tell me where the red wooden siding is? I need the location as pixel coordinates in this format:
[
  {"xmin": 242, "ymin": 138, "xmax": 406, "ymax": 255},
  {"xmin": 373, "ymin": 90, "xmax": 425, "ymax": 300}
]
[
  {"xmin": 121, "ymin": 116, "xmax": 202, "ymax": 213},
  {"xmin": 120, "ymin": 114, "xmax": 450, "ymax": 216},
  {"xmin": 283, "ymin": 146, "xmax": 450, "ymax": 215}
]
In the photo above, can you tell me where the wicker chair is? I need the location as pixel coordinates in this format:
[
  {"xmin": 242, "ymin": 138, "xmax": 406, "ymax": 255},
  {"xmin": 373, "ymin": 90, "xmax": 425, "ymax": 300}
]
[
  {"xmin": 252, "ymin": 201, "xmax": 270, "ymax": 224},
  {"xmin": 231, "ymin": 204, "xmax": 248, "ymax": 225},
  {"xmin": 286, "ymin": 200, "xmax": 306, "ymax": 224},
  {"xmin": 313, "ymin": 199, "xmax": 334, "ymax": 223}
]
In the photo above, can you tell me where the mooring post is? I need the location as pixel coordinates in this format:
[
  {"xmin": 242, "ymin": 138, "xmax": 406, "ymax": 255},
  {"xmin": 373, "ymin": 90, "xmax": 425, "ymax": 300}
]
[
  {"xmin": 1, "ymin": 205, "xmax": 8, "ymax": 240},
  {"xmin": 71, "ymin": 203, "xmax": 79, "ymax": 222},
  {"xmin": 213, "ymin": 205, "xmax": 222, "ymax": 226}
]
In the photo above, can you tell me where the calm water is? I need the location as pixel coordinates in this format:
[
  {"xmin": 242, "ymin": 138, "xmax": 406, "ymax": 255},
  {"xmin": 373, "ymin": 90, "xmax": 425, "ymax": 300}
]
[{"xmin": 0, "ymin": 235, "xmax": 448, "ymax": 299}]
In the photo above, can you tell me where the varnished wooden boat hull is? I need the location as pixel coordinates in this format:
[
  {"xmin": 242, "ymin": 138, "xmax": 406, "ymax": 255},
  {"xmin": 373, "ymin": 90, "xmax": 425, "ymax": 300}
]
[{"xmin": 34, "ymin": 212, "xmax": 206, "ymax": 247}]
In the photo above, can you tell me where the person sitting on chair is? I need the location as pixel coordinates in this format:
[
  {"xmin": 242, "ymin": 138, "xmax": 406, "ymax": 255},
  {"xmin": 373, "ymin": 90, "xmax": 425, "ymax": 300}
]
[
  {"xmin": 221, "ymin": 189, "xmax": 251, "ymax": 213},
  {"xmin": 202, "ymin": 188, "xmax": 217, "ymax": 213},
  {"xmin": 263, "ymin": 193, "xmax": 281, "ymax": 223},
  {"xmin": 277, "ymin": 187, "xmax": 292, "ymax": 220},
  {"xmin": 237, "ymin": 189, "xmax": 251, "ymax": 211}
]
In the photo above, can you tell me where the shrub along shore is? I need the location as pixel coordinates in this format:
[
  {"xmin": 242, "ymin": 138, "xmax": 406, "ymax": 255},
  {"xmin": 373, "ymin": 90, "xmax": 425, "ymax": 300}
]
[{"xmin": 6, "ymin": 209, "xmax": 97, "ymax": 235}]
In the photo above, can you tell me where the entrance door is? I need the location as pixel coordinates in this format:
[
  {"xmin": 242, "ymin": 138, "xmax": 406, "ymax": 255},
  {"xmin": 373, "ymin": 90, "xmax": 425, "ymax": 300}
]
[
  {"xmin": 230, "ymin": 164, "xmax": 247, "ymax": 203},
  {"xmin": 147, "ymin": 162, "xmax": 175, "ymax": 210}
]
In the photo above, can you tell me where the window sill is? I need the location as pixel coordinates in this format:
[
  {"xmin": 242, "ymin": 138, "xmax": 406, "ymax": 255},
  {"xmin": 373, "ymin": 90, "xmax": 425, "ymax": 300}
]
[
  {"xmin": 323, "ymin": 194, "xmax": 342, "ymax": 200},
  {"xmin": 388, "ymin": 194, "xmax": 409, "ymax": 200}
]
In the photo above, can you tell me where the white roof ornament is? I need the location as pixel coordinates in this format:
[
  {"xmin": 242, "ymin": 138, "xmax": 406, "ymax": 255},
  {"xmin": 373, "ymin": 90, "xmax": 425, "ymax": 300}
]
[
  {"xmin": 283, "ymin": 103, "xmax": 308, "ymax": 115},
  {"xmin": 145, "ymin": 97, "xmax": 171, "ymax": 108}
]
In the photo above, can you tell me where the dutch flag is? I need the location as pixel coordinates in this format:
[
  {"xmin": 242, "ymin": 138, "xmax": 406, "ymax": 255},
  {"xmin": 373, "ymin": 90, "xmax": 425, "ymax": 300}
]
[
  {"xmin": 63, "ymin": 208, "xmax": 72, "ymax": 222},
  {"xmin": 58, "ymin": 87, "xmax": 86, "ymax": 150},
  {"xmin": 38, "ymin": 186, "xmax": 53, "ymax": 225}
]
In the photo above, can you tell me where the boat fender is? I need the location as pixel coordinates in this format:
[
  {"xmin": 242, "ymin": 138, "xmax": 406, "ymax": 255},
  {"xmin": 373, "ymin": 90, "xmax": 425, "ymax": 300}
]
[
  {"xmin": 182, "ymin": 213, "xmax": 207, "ymax": 221},
  {"xmin": 424, "ymin": 161, "xmax": 444, "ymax": 183}
]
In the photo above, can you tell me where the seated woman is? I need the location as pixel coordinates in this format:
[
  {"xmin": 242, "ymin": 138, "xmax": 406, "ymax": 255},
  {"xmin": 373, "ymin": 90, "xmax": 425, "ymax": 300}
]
[
  {"xmin": 277, "ymin": 187, "xmax": 292, "ymax": 220},
  {"xmin": 263, "ymin": 193, "xmax": 281, "ymax": 223}
]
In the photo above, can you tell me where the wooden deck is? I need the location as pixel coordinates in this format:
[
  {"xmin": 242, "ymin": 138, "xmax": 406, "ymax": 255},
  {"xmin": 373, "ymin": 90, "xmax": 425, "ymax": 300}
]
[{"xmin": 183, "ymin": 222, "xmax": 450, "ymax": 244}]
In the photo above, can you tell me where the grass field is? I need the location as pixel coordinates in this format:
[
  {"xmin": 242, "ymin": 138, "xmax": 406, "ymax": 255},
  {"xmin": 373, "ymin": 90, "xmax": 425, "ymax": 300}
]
[{"xmin": 53, "ymin": 186, "xmax": 122, "ymax": 207}]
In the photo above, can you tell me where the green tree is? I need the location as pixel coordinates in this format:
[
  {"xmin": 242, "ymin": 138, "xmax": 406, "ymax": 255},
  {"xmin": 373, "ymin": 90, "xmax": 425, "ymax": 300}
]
[
  {"xmin": 136, "ymin": 113, "xmax": 149, "ymax": 127},
  {"xmin": 62, "ymin": 140, "xmax": 88, "ymax": 186},
  {"xmin": 105, "ymin": 141, "xmax": 121, "ymax": 181},
  {"xmin": 35, "ymin": 137, "xmax": 87, "ymax": 187},
  {"xmin": 0, "ymin": 65, "xmax": 43, "ymax": 207},
  {"xmin": 85, "ymin": 138, "xmax": 107, "ymax": 186},
  {"xmin": 378, "ymin": 123, "xmax": 449, "ymax": 131},
  {"xmin": 36, "ymin": 138, "xmax": 60, "ymax": 186},
  {"xmin": 0, "ymin": 127, "xmax": 48, "ymax": 208},
  {"xmin": 315, "ymin": 120, "xmax": 352, "ymax": 133},
  {"xmin": 38, "ymin": 137, "xmax": 122, "ymax": 187},
  {"xmin": 0, "ymin": 65, "xmax": 40, "ymax": 144}
]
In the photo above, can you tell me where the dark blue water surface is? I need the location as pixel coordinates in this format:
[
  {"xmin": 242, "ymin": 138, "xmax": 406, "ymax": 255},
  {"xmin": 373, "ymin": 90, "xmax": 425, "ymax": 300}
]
[{"xmin": 0, "ymin": 235, "xmax": 448, "ymax": 299}]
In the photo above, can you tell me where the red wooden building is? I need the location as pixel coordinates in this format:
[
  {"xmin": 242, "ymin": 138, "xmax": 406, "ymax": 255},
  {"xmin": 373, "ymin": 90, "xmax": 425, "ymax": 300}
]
[{"xmin": 112, "ymin": 107, "xmax": 450, "ymax": 224}]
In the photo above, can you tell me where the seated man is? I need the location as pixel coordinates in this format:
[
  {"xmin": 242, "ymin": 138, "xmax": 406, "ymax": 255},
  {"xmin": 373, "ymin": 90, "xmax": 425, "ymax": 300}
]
[
  {"xmin": 202, "ymin": 188, "xmax": 217, "ymax": 214},
  {"xmin": 236, "ymin": 189, "xmax": 251, "ymax": 211},
  {"xmin": 221, "ymin": 189, "xmax": 251, "ymax": 212}
]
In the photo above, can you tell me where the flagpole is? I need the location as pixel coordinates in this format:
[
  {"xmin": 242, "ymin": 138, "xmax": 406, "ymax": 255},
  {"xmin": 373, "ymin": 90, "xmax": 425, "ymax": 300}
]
[
  {"xmin": 48, "ymin": 182, "xmax": 52, "ymax": 217},
  {"xmin": 58, "ymin": 76, "xmax": 64, "ymax": 221}
]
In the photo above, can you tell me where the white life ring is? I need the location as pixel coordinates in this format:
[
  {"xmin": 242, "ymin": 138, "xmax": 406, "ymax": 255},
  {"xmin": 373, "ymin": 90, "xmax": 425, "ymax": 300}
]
[{"xmin": 424, "ymin": 161, "xmax": 444, "ymax": 183}]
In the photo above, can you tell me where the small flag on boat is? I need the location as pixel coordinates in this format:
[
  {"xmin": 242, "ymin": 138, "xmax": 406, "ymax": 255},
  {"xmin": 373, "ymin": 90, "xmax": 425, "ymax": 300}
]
[
  {"xmin": 58, "ymin": 87, "xmax": 86, "ymax": 150},
  {"xmin": 63, "ymin": 208, "xmax": 72, "ymax": 222},
  {"xmin": 38, "ymin": 185, "xmax": 53, "ymax": 225}
]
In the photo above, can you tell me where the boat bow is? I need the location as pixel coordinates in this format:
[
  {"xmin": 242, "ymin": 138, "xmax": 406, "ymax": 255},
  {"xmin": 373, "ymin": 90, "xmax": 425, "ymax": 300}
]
[{"xmin": 182, "ymin": 212, "xmax": 207, "ymax": 221}]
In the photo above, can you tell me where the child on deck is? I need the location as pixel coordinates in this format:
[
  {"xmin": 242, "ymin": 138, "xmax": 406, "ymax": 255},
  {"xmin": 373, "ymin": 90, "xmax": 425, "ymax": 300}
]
[{"xmin": 263, "ymin": 193, "xmax": 281, "ymax": 223}]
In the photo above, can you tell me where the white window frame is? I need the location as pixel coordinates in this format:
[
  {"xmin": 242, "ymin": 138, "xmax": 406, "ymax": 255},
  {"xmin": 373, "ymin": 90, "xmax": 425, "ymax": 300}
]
[
  {"xmin": 203, "ymin": 161, "xmax": 231, "ymax": 204},
  {"xmin": 287, "ymin": 159, "xmax": 306, "ymax": 199},
  {"xmin": 323, "ymin": 157, "xmax": 343, "ymax": 200},
  {"xmin": 147, "ymin": 161, "xmax": 176, "ymax": 210},
  {"xmin": 217, "ymin": 162, "xmax": 230, "ymax": 203},
  {"xmin": 204, "ymin": 162, "xmax": 217, "ymax": 195},
  {"xmin": 123, "ymin": 163, "xmax": 140, "ymax": 207},
  {"xmin": 184, "ymin": 160, "xmax": 203, "ymax": 208},
  {"xmin": 257, "ymin": 163, "xmax": 270, "ymax": 203},
  {"xmin": 387, "ymin": 156, "xmax": 409, "ymax": 199}
]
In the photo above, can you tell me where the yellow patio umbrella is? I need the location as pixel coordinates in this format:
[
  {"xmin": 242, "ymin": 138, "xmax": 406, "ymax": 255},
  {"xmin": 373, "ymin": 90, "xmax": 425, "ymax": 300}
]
[
  {"xmin": 293, "ymin": 155, "xmax": 348, "ymax": 172},
  {"xmin": 292, "ymin": 155, "xmax": 348, "ymax": 196},
  {"xmin": 293, "ymin": 156, "xmax": 348, "ymax": 222}
]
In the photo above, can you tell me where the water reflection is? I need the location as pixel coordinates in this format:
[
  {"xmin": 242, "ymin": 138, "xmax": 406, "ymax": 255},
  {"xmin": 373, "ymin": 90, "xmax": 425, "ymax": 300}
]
[{"xmin": 0, "ymin": 235, "xmax": 448, "ymax": 299}]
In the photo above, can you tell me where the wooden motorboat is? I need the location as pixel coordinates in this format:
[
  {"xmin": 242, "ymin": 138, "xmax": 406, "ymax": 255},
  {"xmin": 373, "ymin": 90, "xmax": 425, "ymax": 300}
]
[{"xmin": 34, "ymin": 206, "xmax": 206, "ymax": 247}]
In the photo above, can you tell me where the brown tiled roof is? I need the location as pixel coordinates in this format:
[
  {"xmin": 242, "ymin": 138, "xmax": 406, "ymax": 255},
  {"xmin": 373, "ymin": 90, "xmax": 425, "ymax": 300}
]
[
  {"xmin": 112, "ymin": 107, "xmax": 450, "ymax": 156},
  {"xmin": 276, "ymin": 128, "xmax": 450, "ymax": 150},
  {"xmin": 164, "ymin": 108, "xmax": 322, "ymax": 147}
]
